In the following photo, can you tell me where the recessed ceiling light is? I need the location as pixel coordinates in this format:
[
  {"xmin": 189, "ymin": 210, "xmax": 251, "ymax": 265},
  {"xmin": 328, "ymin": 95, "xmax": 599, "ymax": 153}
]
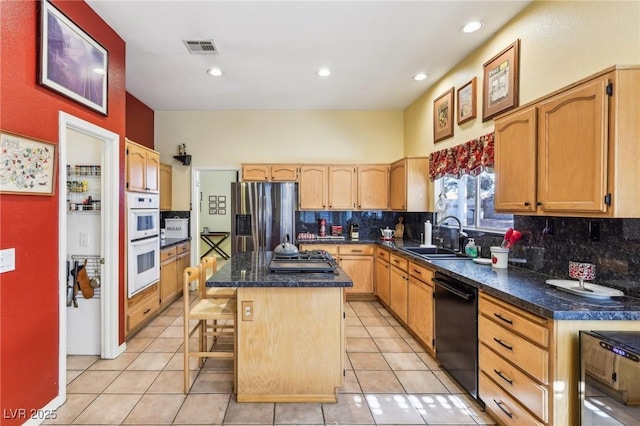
[
  {"xmin": 413, "ymin": 73, "xmax": 428, "ymax": 81},
  {"xmin": 317, "ymin": 68, "xmax": 331, "ymax": 77},
  {"xmin": 207, "ymin": 68, "xmax": 223, "ymax": 77},
  {"xmin": 461, "ymin": 21, "xmax": 484, "ymax": 33}
]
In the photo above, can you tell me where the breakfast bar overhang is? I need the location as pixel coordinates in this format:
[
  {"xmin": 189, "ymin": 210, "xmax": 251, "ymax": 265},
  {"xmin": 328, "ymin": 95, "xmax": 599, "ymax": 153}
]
[{"xmin": 207, "ymin": 251, "xmax": 353, "ymax": 403}]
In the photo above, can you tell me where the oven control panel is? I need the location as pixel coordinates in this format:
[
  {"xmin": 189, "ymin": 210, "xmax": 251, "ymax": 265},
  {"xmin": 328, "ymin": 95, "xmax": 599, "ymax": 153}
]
[{"xmin": 599, "ymin": 341, "xmax": 640, "ymax": 362}]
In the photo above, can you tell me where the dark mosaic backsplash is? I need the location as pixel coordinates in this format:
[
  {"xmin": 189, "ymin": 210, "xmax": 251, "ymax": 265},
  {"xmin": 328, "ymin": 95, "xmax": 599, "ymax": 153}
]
[{"xmin": 295, "ymin": 211, "xmax": 640, "ymax": 298}]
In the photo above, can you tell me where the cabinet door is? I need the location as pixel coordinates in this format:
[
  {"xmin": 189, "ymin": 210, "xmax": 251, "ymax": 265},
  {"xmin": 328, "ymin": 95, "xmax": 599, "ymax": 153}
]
[
  {"xmin": 159, "ymin": 163, "xmax": 172, "ymax": 211},
  {"xmin": 299, "ymin": 165, "xmax": 328, "ymax": 210},
  {"xmin": 176, "ymin": 249, "xmax": 190, "ymax": 296},
  {"xmin": 538, "ymin": 77, "xmax": 609, "ymax": 213},
  {"xmin": 389, "ymin": 160, "xmax": 406, "ymax": 210},
  {"xmin": 160, "ymin": 253, "xmax": 177, "ymax": 303},
  {"xmin": 242, "ymin": 164, "xmax": 270, "ymax": 181},
  {"xmin": 270, "ymin": 165, "xmax": 299, "ymax": 181},
  {"xmin": 375, "ymin": 259, "xmax": 390, "ymax": 306},
  {"xmin": 389, "ymin": 266, "xmax": 408, "ymax": 323},
  {"xmin": 145, "ymin": 152, "xmax": 160, "ymax": 193},
  {"xmin": 328, "ymin": 166, "xmax": 356, "ymax": 210},
  {"xmin": 126, "ymin": 143, "xmax": 147, "ymax": 192},
  {"xmin": 357, "ymin": 165, "xmax": 389, "ymax": 209},
  {"xmin": 339, "ymin": 255, "xmax": 373, "ymax": 294},
  {"xmin": 408, "ymin": 278, "xmax": 433, "ymax": 352},
  {"xmin": 494, "ymin": 106, "xmax": 538, "ymax": 212}
]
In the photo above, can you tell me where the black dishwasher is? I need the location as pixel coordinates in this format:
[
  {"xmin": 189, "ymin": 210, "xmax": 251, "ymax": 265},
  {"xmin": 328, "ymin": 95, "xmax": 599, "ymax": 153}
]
[{"xmin": 434, "ymin": 272, "xmax": 479, "ymax": 401}]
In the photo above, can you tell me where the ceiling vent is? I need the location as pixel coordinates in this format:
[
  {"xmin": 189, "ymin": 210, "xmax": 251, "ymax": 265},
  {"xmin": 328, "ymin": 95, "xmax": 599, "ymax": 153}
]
[{"xmin": 182, "ymin": 39, "xmax": 218, "ymax": 55}]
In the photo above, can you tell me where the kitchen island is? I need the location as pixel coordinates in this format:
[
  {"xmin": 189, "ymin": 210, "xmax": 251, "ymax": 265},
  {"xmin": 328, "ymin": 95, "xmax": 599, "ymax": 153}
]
[{"xmin": 206, "ymin": 251, "xmax": 352, "ymax": 403}]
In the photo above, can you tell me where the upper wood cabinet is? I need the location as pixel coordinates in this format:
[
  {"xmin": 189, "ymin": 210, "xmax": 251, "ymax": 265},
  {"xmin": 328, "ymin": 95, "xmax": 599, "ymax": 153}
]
[
  {"xmin": 241, "ymin": 164, "xmax": 299, "ymax": 181},
  {"xmin": 299, "ymin": 165, "xmax": 327, "ymax": 210},
  {"xmin": 494, "ymin": 66, "xmax": 640, "ymax": 218},
  {"xmin": 159, "ymin": 163, "xmax": 172, "ymax": 211},
  {"xmin": 390, "ymin": 158, "xmax": 432, "ymax": 211},
  {"xmin": 126, "ymin": 139, "xmax": 159, "ymax": 193},
  {"xmin": 357, "ymin": 165, "xmax": 389, "ymax": 210},
  {"xmin": 328, "ymin": 165, "xmax": 356, "ymax": 210}
]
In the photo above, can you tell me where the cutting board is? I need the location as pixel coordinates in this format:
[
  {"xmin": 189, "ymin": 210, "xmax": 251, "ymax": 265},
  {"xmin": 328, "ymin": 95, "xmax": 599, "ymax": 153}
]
[{"xmin": 395, "ymin": 217, "xmax": 405, "ymax": 239}]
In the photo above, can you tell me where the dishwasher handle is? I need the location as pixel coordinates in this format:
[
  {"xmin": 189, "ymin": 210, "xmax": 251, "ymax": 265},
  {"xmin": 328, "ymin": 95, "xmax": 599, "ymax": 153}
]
[{"xmin": 434, "ymin": 278, "xmax": 474, "ymax": 301}]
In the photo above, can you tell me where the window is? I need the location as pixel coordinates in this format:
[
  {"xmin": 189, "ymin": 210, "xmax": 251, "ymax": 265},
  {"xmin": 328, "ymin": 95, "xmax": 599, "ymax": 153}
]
[{"xmin": 436, "ymin": 170, "xmax": 513, "ymax": 231}]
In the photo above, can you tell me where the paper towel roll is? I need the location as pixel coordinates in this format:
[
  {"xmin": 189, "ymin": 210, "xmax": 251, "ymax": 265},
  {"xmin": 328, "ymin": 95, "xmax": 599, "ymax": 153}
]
[{"xmin": 424, "ymin": 220, "xmax": 432, "ymax": 246}]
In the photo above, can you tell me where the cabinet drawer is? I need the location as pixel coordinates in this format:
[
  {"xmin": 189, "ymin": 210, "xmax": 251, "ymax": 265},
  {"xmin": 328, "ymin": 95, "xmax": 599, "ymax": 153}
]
[
  {"xmin": 160, "ymin": 246, "xmax": 177, "ymax": 262},
  {"xmin": 479, "ymin": 293, "xmax": 549, "ymax": 348},
  {"xmin": 479, "ymin": 315, "xmax": 549, "ymax": 384},
  {"xmin": 127, "ymin": 285, "xmax": 160, "ymax": 331},
  {"xmin": 176, "ymin": 241, "xmax": 190, "ymax": 255},
  {"xmin": 375, "ymin": 247, "xmax": 390, "ymax": 262},
  {"xmin": 480, "ymin": 372, "xmax": 545, "ymax": 426},
  {"xmin": 408, "ymin": 261, "xmax": 434, "ymax": 284},
  {"xmin": 299, "ymin": 244, "xmax": 338, "ymax": 256},
  {"xmin": 389, "ymin": 253, "xmax": 408, "ymax": 271},
  {"xmin": 479, "ymin": 343, "xmax": 548, "ymax": 422},
  {"xmin": 339, "ymin": 245, "xmax": 373, "ymax": 255}
]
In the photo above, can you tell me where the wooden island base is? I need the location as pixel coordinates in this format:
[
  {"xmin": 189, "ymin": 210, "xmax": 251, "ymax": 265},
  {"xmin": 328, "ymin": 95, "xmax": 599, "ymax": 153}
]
[{"xmin": 235, "ymin": 286, "xmax": 345, "ymax": 403}]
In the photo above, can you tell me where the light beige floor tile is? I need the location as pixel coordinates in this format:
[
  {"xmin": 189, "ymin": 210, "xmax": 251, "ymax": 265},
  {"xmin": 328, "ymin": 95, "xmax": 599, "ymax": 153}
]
[
  {"xmin": 174, "ymin": 393, "xmax": 230, "ymax": 424},
  {"xmin": 403, "ymin": 336, "xmax": 426, "ymax": 353},
  {"xmin": 385, "ymin": 316, "xmax": 402, "ymax": 327},
  {"xmin": 346, "ymin": 316, "xmax": 364, "ymax": 326},
  {"xmin": 374, "ymin": 337, "xmax": 413, "ymax": 353},
  {"xmin": 355, "ymin": 370, "xmax": 404, "ymax": 393},
  {"xmin": 457, "ymin": 394, "xmax": 497, "ymax": 425},
  {"xmin": 417, "ymin": 352, "xmax": 442, "ymax": 370},
  {"xmin": 359, "ymin": 316, "xmax": 390, "ymax": 326},
  {"xmin": 163, "ymin": 306, "xmax": 183, "ymax": 317},
  {"xmin": 190, "ymin": 371, "xmax": 234, "ymax": 393},
  {"xmin": 134, "ymin": 325, "xmax": 166, "ymax": 339},
  {"xmin": 350, "ymin": 302, "xmax": 382, "ymax": 317},
  {"xmin": 66, "ymin": 370, "xmax": 83, "ymax": 384},
  {"xmin": 201, "ymin": 357, "xmax": 234, "ymax": 371},
  {"xmin": 274, "ymin": 402, "xmax": 324, "ymax": 424},
  {"xmin": 396, "ymin": 371, "xmax": 449, "ymax": 393},
  {"xmin": 88, "ymin": 352, "xmax": 139, "ymax": 371},
  {"xmin": 170, "ymin": 316, "xmax": 185, "ymax": 327},
  {"xmin": 365, "ymin": 393, "xmax": 426, "ymax": 425},
  {"xmin": 166, "ymin": 352, "xmax": 202, "ymax": 371},
  {"xmin": 67, "ymin": 355, "xmax": 100, "ymax": 370},
  {"xmin": 122, "ymin": 393, "xmax": 185, "ymax": 424},
  {"xmin": 71, "ymin": 394, "xmax": 141, "ymax": 424},
  {"xmin": 148, "ymin": 314, "xmax": 176, "ymax": 327},
  {"xmin": 223, "ymin": 397, "xmax": 274, "ymax": 424},
  {"xmin": 148, "ymin": 370, "xmax": 196, "ymax": 394},
  {"xmin": 383, "ymin": 353, "xmax": 429, "ymax": 371},
  {"xmin": 339, "ymin": 369, "xmax": 362, "ymax": 394},
  {"xmin": 365, "ymin": 326, "xmax": 400, "ymax": 338},
  {"xmin": 125, "ymin": 352, "xmax": 173, "ymax": 370},
  {"xmin": 348, "ymin": 352, "xmax": 391, "ymax": 370},
  {"xmin": 42, "ymin": 393, "xmax": 97, "ymax": 424},
  {"xmin": 145, "ymin": 337, "xmax": 183, "ymax": 353},
  {"xmin": 103, "ymin": 370, "xmax": 159, "ymax": 393},
  {"xmin": 409, "ymin": 394, "xmax": 477, "ymax": 424},
  {"xmin": 393, "ymin": 326, "xmax": 411, "ymax": 338},
  {"xmin": 125, "ymin": 337, "xmax": 154, "ymax": 353},
  {"xmin": 346, "ymin": 337, "xmax": 379, "ymax": 353},
  {"xmin": 433, "ymin": 370, "xmax": 466, "ymax": 394},
  {"xmin": 321, "ymin": 393, "xmax": 375, "ymax": 425},
  {"xmin": 345, "ymin": 354, "xmax": 353, "ymax": 371},
  {"xmin": 67, "ymin": 370, "xmax": 120, "ymax": 394},
  {"xmin": 158, "ymin": 326, "xmax": 184, "ymax": 338},
  {"xmin": 346, "ymin": 326, "xmax": 370, "ymax": 338}
]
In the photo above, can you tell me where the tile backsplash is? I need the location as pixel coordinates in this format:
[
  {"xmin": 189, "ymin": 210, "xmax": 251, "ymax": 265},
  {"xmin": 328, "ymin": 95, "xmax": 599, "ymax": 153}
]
[{"xmin": 296, "ymin": 211, "xmax": 640, "ymax": 298}]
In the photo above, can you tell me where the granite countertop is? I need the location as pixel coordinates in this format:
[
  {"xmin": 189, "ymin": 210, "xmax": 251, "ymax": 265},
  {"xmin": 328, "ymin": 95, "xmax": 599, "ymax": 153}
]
[
  {"xmin": 160, "ymin": 237, "xmax": 191, "ymax": 249},
  {"xmin": 378, "ymin": 239, "xmax": 640, "ymax": 321},
  {"xmin": 206, "ymin": 251, "xmax": 353, "ymax": 288}
]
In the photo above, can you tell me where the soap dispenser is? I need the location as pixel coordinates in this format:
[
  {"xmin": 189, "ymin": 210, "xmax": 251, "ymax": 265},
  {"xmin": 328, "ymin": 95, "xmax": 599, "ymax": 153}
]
[{"xmin": 465, "ymin": 238, "xmax": 478, "ymax": 258}]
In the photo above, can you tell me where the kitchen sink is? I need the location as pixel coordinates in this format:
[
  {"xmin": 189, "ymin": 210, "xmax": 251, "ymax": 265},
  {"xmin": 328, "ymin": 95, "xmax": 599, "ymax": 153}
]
[{"xmin": 402, "ymin": 247, "xmax": 470, "ymax": 260}]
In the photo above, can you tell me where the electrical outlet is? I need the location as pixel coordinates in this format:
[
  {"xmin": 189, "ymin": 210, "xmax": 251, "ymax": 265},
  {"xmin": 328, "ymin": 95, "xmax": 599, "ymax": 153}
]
[
  {"xmin": 242, "ymin": 301, "xmax": 254, "ymax": 321},
  {"xmin": 589, "ymin": 221, "xmax": 601, "ymax": 242},
  {"xmin": 79, "ymin": 232, "xmax": 89, "ymax": 247}
]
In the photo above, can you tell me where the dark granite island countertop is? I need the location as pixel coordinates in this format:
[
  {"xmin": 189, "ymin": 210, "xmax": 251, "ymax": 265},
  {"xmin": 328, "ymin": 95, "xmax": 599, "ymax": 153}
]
[{"xmin": 206, "ymin": 251, "xmax": 353, "ymax": 288}]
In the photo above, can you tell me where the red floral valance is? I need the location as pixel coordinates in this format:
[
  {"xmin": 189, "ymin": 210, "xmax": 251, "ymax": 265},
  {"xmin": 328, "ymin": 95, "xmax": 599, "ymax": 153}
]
[{"xmin": 428, "ymin": 132, "xmax": 495, "ymax": 181}]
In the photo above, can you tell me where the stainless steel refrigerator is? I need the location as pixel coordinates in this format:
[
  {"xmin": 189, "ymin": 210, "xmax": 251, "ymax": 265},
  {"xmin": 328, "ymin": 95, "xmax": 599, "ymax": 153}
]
[{"xmin": 231, "ymin": 182, "xmax": 298, "ymax": 255}]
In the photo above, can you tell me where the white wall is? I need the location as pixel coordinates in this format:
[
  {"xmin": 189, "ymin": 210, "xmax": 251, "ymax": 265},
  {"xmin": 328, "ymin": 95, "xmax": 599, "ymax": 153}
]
[
  {"xmin": 155, "ymin": 110, "xmax": 404, "ymax": 209},
  {"xmin": 197, "ymin": 169, "xmax": 236, "ymax": 258}
]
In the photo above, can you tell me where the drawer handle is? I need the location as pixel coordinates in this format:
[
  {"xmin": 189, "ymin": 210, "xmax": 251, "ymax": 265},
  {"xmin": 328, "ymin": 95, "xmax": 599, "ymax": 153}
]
[
  {"xmin": 351, "ymin": 249, "xmax": 363, "ymax": 253},
  {"xmin": 412, "ymin": 269, "xmax": 422, "ymax": 274},
  {"xmin": 493, "ymin": 337, "xmax": 513, "ymax": 351},
  {"xmin": 494, "ymin": 313, "xmax": 513, "ymax": 325},
  {"xmin": 493, "ymin": 399, "xmax": 513, "ymax": 419},
  {"xmin": 494, "ymin": 369, "xmax": 513, "ymax": 385},
  {"xmin": 143, "ymin": 308, "xmax": 151, "ymax": 314}
]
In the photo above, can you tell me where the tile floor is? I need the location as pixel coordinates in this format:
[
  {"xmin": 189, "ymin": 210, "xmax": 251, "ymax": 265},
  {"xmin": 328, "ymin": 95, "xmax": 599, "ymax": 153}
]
[{"xmin": 47, "ymin": 297, "xmax": 496, "ymax": 425}]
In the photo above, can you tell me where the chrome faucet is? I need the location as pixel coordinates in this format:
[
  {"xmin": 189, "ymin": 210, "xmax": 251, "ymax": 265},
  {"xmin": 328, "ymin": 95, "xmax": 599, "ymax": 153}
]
[{"xmin": 436, "ymin": 215, "xmax": 469, "ymax": 252}]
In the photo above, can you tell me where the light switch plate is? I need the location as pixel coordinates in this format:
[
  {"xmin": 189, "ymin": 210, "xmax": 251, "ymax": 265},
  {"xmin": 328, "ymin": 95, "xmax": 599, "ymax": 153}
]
[{"xmin": 0, "ymin": 248, "xmax": 16, "ymax": 273}]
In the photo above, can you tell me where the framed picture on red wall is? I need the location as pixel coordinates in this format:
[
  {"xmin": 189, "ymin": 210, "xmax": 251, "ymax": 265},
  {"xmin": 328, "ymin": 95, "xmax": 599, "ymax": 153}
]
[
  {"xmin": 0, "ymin": 131, "xmax": 57, "ymax": 195},
  {"xmin": 39, "ymin": 0, "xmax": 108, "ymax": 115}
]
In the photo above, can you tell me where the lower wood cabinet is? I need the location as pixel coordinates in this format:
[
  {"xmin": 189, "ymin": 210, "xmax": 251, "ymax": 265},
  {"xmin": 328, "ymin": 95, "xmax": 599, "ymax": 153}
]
[
  {"xmin": 160, "ymin": 241, "xmax": 190, "ymax": 307},
  {"xmin": 126, "ymin": 283, "xmax": 160, "ymax": 334},
  {"xmin": 388, "ymin": 253, "xmax": 408, "ymax": 323},
  {"xmin": 374, "ymin": 247, "xmax": 390, "ymax": 306},
  {"xmin": 407, "ymin": 261, "xmax": 434, "ymax": 353}
]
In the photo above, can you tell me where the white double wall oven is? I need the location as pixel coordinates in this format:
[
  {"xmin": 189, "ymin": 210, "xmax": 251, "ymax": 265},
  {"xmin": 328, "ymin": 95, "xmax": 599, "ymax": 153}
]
[{"xmin": 127, "ymin": 192, "xmax": 160, "ymax": 298}]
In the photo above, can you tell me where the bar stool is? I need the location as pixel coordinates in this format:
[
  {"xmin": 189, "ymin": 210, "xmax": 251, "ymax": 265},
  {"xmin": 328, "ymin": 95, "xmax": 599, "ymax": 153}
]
[
  {"xmin": 183, "ymin": 265, "xmax": 236, "ymax": 393},
  {"xmin": 201, "ymin": 256, "xmax": 237, "ymax": 299}
]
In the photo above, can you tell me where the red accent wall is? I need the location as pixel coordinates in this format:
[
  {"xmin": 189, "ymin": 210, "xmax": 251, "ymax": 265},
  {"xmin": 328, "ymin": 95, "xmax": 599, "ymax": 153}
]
[
  {"xmin": 126, "ymin": 92, "xmax": 155, "ymax": 149},
  {"xmin": 0, "ymin": 1, "xmax": 126, "ymax": 421}
]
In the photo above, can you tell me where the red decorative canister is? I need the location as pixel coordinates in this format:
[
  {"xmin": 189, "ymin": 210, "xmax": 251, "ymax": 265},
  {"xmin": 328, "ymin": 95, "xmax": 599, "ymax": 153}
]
[{"xmin": 318, "ymin": 219, "xmax": 327, "ymax": 237}]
